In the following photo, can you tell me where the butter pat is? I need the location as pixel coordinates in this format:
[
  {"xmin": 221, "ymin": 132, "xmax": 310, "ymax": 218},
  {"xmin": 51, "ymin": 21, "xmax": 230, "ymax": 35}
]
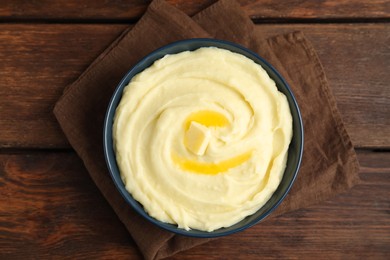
[{"xmin": 184, "ymin": 121, "xmax": 211, "ymax": 156}]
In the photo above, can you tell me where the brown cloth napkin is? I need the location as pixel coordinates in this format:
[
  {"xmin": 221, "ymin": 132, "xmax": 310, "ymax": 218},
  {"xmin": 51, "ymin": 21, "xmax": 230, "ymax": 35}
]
[{"xmin": 53, "ymin": 0, "xmax": 360, "ymax": 259}]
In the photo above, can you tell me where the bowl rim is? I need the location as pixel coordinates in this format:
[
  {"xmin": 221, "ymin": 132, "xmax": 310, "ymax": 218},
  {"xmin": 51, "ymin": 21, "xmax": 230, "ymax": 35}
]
[{"xmin": 103, "ymin": 38, "xmax": 304, "ymax": 238}]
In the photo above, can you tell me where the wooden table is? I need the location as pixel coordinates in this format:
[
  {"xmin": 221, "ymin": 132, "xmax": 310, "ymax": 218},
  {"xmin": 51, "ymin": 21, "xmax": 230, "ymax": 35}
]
[{"xmin": 1, "ymin": 0, "xmax": 389, "ymax": 259}]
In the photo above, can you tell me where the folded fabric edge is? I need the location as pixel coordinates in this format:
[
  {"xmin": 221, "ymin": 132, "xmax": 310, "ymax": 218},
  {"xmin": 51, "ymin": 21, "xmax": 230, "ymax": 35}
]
[
  {"xmin": 267, "ymin": 31, "xmax": 361, "ymax": 214},
  {"xmin": 280, "ymin": 31, "xmax": 360, "ymax": 184}
]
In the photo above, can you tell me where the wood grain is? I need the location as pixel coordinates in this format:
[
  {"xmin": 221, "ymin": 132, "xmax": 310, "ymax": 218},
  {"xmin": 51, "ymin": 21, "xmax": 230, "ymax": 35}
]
[
  {"xmin": 0, "ymin": 150, "xmax": 388, "ymax": 259},
  {"xmin": 0, "ymin": 152, "xmax": 141, "ymax": 258},
  {"xmin": 0, "ymin": 0, "xmax": 388, "ymax": 20},
  {"xmin": 0, "ymin": 24, "xmax": 388, "ymax": 149},
  {"xmin": 0, "ymin": 24, "xmax": 127, "ymax": 148}
]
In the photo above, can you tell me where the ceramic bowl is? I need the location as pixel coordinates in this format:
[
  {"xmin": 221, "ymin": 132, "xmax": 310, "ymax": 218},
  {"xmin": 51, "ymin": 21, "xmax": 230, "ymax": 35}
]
[{"xmin": 103, "ymin": 38, "xmax": 304, "ymax": 238}]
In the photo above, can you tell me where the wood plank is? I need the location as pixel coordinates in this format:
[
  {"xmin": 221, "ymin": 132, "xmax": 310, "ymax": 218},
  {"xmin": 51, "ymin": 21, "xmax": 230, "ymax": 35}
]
[
  {"xmin": 0, "ymin": 150, "xmax": 388, "ymax": 259},
  {"xmin": 1, "ymin": 24, "xmax": 388, "ymax": 149},
  {"xmin": 0, "ymin": 0, "xmax": 388, "ymax": 20},
  {"xmin": 0, "ymin": 24, "xmax": 127, "ymax": 148},
  {"xmin": 0, "ymin": 152, "xmax": 141, "ymax": 258}
]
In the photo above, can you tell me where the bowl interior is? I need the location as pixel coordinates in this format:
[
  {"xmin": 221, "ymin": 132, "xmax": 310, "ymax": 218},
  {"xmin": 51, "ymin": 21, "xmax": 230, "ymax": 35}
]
[{"xmin": 104, "ymin": 38, "xmax": 304, "ymax": 238}]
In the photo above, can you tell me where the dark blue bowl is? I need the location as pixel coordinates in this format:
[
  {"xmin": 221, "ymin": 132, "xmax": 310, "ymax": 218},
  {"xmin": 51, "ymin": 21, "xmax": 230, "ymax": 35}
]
[{"xmin": 103, "ymin": 38, "xmax": 304, "ymax": 238}]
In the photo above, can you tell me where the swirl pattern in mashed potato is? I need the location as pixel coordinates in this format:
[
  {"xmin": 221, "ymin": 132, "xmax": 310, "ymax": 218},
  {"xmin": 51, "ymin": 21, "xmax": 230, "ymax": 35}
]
[{"xmin": 113, "ymin": 47, "xmax": 292, "ymax": 232}]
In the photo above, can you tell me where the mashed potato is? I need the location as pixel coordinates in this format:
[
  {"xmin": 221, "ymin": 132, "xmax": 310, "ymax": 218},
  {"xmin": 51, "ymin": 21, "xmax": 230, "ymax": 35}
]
[{"xmin": 113, "ymin": 47, "xmax": 292, "ymax": 232}]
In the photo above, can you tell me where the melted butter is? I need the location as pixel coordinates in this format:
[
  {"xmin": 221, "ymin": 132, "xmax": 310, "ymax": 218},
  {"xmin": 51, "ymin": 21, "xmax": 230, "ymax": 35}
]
[
  {"xmin": 184, "ymin": 110, "xmax": 229, "ymax": 130},
  {"xmin": 175, "ymin": 110, "xmax": 251, "ymax": 174},
  {"xmin": 172, "ymin": 151, "xmax": 252, "ymax": 175}
]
